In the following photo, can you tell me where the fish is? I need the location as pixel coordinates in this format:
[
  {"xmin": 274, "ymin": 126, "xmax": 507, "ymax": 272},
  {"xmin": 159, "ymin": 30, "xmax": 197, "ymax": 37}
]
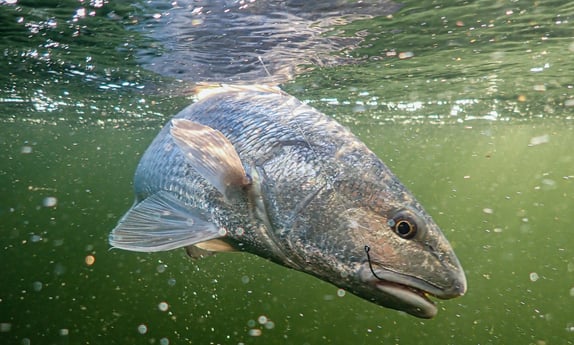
[{"xmin": 109, "ymin": 84, "xmax": 466, "ymax": 318}]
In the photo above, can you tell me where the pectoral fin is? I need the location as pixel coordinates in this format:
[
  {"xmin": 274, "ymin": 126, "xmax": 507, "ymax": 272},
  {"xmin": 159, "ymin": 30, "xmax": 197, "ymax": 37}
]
[
  {"xmin": 170, "ymin": 119, "xmax": 251, "ymax": 203},
  {"xmin": 109, "ymin": 191, "xmax": 225, "ymax": 252}
]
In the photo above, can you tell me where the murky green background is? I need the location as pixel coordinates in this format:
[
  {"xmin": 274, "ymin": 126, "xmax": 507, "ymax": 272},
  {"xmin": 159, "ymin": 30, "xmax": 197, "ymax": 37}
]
[{"xmin": 1, "ymin": 0, "xmax": 573, "ymax": 344}]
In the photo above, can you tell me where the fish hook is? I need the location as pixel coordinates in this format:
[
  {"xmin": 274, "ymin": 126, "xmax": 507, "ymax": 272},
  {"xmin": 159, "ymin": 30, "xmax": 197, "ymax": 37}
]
[{"xmin": 364, "ymin": 245, "xmax": 385, "ymax": 281}]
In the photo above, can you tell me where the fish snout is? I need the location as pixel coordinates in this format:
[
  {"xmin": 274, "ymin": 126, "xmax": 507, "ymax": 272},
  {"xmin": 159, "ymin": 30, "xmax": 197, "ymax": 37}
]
[
  {"xmin": 433, "ymin": 252, "xmax": 467, "ymax": 299},
  {"xmin": 434, "ymin": 260, "xmax": 467, "ymax": 300}
]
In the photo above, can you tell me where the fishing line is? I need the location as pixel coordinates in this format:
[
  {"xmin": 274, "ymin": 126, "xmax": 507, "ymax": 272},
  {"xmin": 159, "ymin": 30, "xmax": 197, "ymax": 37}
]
[
  {"xmin": 258, "ymin": 56, "xmax": 272, "ymax": 78},
  {"xmin": 364, "ymin": 245, "xmax": 385, "ymax": 281}
]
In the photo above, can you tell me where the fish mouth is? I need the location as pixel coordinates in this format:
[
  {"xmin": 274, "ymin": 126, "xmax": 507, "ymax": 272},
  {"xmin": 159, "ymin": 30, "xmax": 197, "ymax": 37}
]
[
  {"xmin": 373, "ymin": 279, "xmax": 437, "ymax": 318},
  {"xmin": 360, "ymin": 266, "xmax": 466, "ymax": 319}
]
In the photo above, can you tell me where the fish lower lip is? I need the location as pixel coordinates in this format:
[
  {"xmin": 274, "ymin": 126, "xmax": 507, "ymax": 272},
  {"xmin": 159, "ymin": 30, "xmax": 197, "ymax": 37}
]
[{"xmin": 374, "ymin": 280, "xmax": 437, "ymax": 318}]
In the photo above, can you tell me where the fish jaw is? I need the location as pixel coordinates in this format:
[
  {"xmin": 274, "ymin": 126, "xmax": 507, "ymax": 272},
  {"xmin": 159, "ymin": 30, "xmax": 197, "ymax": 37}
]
[
  {"xmin": 374, "ymin": 280, "xmax": 437, "ymax": 318},
  {"xmin": 357, "ymin": 262, "xmax": 467, "ymax": 318}
]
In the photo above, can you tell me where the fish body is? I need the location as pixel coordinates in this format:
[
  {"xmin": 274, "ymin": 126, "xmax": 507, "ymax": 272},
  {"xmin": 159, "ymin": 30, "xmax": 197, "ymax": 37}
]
[{"xmin": 110, "ymin": 85, "xmax": 466, "ymax": 318}]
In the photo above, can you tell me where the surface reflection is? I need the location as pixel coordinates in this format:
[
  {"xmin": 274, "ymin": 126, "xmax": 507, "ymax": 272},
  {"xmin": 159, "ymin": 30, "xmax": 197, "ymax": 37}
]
[{"xmin": 135, "ymin": 0, "xmax": 401, "ymax": 83}]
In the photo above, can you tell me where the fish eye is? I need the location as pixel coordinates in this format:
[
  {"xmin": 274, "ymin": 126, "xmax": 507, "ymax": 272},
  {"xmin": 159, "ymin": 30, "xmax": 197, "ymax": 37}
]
[{"xmin": 388, "ymin": 214, "xmax": 417, "ymax": 239}]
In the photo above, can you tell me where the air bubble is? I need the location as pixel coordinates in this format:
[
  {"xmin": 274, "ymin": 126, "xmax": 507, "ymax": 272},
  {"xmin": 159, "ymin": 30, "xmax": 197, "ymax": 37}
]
[
  {"xmin": 0, "ymin": 323, "xmax": 12, "ymax": 332},
  {"xmin": 53, "ymin": 263, "xmax": 66, "ymax": 276},
  {"xmin": 157, "ymin": 263, "xmax": 167, "ymax": 273},
  {"xmin": 158, "ymin": 301, "xmax": 169, "ymax": 312},
  {"xmin": 32, "ymin": 281, "xmax": 43, "ymax": 292},
  {"xmin": 137, "ymin": 324, "xmax": 148, "ymax": 334},
  {"xmin": 529, "ymin": 272, "xmax": 539, "ymax": 282},
  {"xmin": 248, "ymin": 329, "xmax": 262, "ymax": 337},
  {"xmin": 43, "ymin": 196, "xmax": 58, "ymax": 208}
]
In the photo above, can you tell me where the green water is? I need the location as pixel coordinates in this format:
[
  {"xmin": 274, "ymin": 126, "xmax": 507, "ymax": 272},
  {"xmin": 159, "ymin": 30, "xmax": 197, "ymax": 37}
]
[{"xmin": 1, "ymin": 1, "xmax": 573, "ymax": 345}]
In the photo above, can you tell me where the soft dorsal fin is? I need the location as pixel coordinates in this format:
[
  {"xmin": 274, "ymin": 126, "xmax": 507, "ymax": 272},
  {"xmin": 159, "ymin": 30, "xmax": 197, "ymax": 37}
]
[
  {"xmin": 170, "ymin": 119, "xmax": 251, "ymax": 203},
  {"xmin": 109, "ymin": 191, "xmax": 225, "ymax": 252}
]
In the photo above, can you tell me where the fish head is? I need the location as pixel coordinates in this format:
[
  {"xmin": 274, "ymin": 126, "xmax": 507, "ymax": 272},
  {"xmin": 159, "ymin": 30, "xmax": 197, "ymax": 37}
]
[{"xmin": 339, "ymin": 188, "xmax": 467, "ymax": 318}]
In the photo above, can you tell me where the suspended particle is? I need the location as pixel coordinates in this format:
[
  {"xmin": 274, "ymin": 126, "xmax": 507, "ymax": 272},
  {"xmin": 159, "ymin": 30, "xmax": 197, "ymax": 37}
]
[
  {"xmin": 85, "ymin": 255, "xmax": 95, "ymax": 266},
  {"xmin": 528, "ymin": 134, "xmax": 549, "ymax": 146},
  {"xmin": 398, "ymin": 51, "xmax": 414, "ymax": 59}
]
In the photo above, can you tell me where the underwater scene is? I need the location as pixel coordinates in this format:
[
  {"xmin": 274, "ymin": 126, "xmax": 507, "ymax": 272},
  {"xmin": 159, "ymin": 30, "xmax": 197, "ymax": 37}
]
[{"xmin": 1, "ymin": 0, "xmax": 573, "ymax": 344}]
